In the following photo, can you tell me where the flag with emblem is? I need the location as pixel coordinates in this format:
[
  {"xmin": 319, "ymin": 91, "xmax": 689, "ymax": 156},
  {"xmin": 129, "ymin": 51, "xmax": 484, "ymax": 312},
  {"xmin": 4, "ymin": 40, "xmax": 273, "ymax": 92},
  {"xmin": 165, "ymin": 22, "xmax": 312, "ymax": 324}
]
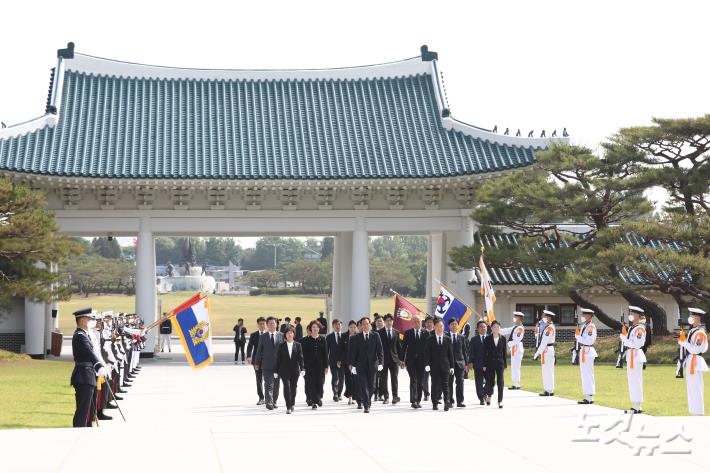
[
  {"xmin": 170, "ymin": 292, "xmax": 214, "ymax": 369},
  {"xmin": 434, "ymin": 284, "xmax": 472, "ymax": 332},
  {"xmin": 479, "ymin": 252, "xmax": 496, "ymax": 322},
  {"xmin": 393, "ymin": 293, "xmax": 425, "ymax": 338}
]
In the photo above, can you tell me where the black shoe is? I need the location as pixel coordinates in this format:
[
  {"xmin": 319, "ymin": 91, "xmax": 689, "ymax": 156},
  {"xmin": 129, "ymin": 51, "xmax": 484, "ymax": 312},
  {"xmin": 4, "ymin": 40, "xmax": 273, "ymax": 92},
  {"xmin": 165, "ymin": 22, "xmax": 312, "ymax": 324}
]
[
  {"xmin": 257, "ymin": 399, "xmax": 264, "ymax": 405},
  {"xmin": 364, "ymin": 407, "xmax": 370, "ymax": 413},
  {"xmin": 287, "ymin": 408, "xmax": 292, "ymax": 414},
  {"xmin": 273, "ymin": 404, "xmax": 279, "ymax": 409},
  {"xmin": 457, "ymin": 403, "xmax": 466, "ymax": 408},
  {"xmin": 432, "ymin": 404, "xmax": 439, "ymax": 410},
  {"xmin": 106, "ymin": 403, "xmax": 118, "ymax": 409},
  {"xmin": 383, "ymin": 399, "xmax": 389, "ymax": 405},
  {"xmin": 416, "ymin": 403, "xmax": 422, "ymax": 409},
  {"xmin": 266, "ymin": 404, "xmax": 274, "ymax": 410},
  {"xmin": 549, "ymin": 393, "xmax": 554, "ymax": 396},
  {"xmin": 539, "ymin": 392, "xmax": 551, "ymax": 397},
  {"xmin": 117, "ymin": 389, "xmax": 128, "ymax": 394},
  {"xmin": 444, "ymin": 403, "xmax": 450, "ymax": 412},
  {"xmin": 357, "ymin": 403, "xmax": 362, "ymax": 409},
  {"xmin": 626, "ymin": 408, "xmax": 643, "ymax": 414},
  {"xmin": 424, "ymin": 394, "xmax": 429, "ymax": 401},
  {"xmin": 392, "ymin": 397, "xmax": 400, "ymax": 405},
  {"xmin": 114, "ymin": 395, "xmax": 124, "ymax": 401},
  {"xmin": 312, "ymin": 404, "xmax": 317, "ymax": 409},
  {"xmin": 122, "ymin": 383, "xmax": 132, "ymax": 388},
  {"xmin": 306, "ymin": 400, "xmax": 313, "ymax": 406},
  {"xmin": 411, "ymin": 403, "xmax": 417, "ymax": 409},
  {"xmin": 333, "ymin": 395, "xmax": 339, "ymax": 402},
  {"xmin": 347, "ymin": 398, "xmax": 353, "ymax": 405},
  {"xmin": 97, "ymin": 413, "xmax": 113, "ymax": 420},
  {"xmin": 578, "ymin": 399, "xmax": 593, "ymax": 404},
  {"xmin": 480, "ymin": 400, "xmax": 485, "ymax": 405},
  {"xmin": 485, "ymin": 396, "xmax": 491, "ymax": 406},
  {"xmin": 317, "ymin": 400, "xmax": 322, "ymax": 407},
  {"xmin": 498, "ymin": 403, "xmax": 503, "ymax": 409},
  {"xmin": 507, "ymin": 386, "xmax": 518, "ymax": 390}
]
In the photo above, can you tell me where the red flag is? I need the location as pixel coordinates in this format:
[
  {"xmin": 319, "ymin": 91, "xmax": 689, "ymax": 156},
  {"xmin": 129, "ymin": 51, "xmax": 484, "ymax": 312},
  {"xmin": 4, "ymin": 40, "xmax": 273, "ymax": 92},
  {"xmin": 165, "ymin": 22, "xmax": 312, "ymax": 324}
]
[{"xmin": 393, "ymin": 294, "xmax": 425, "ymax": 338}]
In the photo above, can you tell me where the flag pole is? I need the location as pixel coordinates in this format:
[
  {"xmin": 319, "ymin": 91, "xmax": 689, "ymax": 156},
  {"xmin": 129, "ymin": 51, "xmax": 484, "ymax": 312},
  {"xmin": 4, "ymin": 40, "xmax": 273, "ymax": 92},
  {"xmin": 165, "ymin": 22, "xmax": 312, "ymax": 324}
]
[
  {"xmin": 142, "ymin": 291, "xmax": 205, "ymax": 334},
  {"xmin": 433, "ymin": 278, "xmax": 485, "ymax": 321}
]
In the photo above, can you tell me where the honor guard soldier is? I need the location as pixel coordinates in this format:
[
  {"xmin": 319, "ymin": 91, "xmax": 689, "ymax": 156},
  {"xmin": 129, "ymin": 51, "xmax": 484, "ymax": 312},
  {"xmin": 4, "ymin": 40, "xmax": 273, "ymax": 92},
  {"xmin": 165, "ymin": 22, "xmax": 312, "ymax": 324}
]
[
  {"xmin": 71, "ymin": 308, "xmax": 110, "ymax": 427},
  {"xmin": 501, "ymin": 312, "xmax": 525, "ymax": 390},
  {"xmin": 533, "ymin": 310, "xmax": 556, "ymax": 396},
  {"xmin": 678, "ymin": 308, "xmax": 708, "ymax": 415},
  {"xmin": 575, "ymin": 308, "xmax": 597, "ymax": 404},
  {"xmin": 622, "ymin": 306, "xmax": 647, "ymax": 413}
]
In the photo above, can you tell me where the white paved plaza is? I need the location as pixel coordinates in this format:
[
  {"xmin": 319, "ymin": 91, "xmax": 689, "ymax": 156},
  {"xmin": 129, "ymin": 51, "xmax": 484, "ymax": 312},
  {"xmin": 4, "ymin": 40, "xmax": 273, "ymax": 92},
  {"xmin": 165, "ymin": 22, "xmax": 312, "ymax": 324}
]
[{"xmin": 1, "ymin": 340, "xmax": 709, "ymax": 472}]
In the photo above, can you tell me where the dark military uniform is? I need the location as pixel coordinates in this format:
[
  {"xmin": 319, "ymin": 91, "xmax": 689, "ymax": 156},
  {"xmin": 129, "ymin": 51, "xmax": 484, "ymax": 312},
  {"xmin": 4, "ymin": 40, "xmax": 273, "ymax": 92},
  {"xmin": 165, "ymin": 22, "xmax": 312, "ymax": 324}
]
[{"xmin": 71, "ymin": 326, "xmax": 104, "ymax": 427}]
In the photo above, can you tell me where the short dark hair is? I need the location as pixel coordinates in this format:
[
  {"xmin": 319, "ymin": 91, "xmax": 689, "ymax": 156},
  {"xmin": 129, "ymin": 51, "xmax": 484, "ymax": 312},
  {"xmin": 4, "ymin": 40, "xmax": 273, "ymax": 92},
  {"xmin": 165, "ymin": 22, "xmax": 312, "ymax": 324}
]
[
  {"xmin": 307, "ymin": 320, "xmax": 323, "ymax": 332},
  {"xmin": 374, "ymin": 314, "xmax": 383, "ymax": 321},
  {"xmin": 237, "ymin": 318, "xmax": 244, "ymax": 322},
  {"xmin": 284, "ymin": 317, "xmax": 291, "ymax": 322},
  {"xmin": 433, "ymin": 317, "xmax": 444, "ymax": 326},
  {"xmin": 448, "ymin": 318, "xmax": 458, "ymax": 326},
  {"xmin": 332, "ymin": 318, "xmax": 341, "ymax": 325},
  {"xmin": 256, "ymin": 317, "xmax": 266, "ymax": 323},
  {"xmin": 424, "ymin": 316, "xmax": 434, "ymax": 323},
  {"xmin": 266, "ymin": 316, "xmax": 277, "ymax": 323},
  {"xmin": 476, "ymin": 320, "xmax": 488, "ymax": 328},
  {"xmin": 348, "ymin": 320, "xmax": 357, "ymax": 327},
  {"xmin": 383, "ymin": 314, "xmax": 393, "ymax": 321},
  {"xmin": 284, "ymin": 326, "xmax": 296, "ymax": 336},
  {"xmin": 358, "ymin": 316, "xmax": 370, "ymax": 325},
  {"xmin": 491, "ymin": 320, "xmax": 500, "ymax": 327},
  {"xmin": 294, "ymin": 317, "xmax": 301, "ymax": 323}
]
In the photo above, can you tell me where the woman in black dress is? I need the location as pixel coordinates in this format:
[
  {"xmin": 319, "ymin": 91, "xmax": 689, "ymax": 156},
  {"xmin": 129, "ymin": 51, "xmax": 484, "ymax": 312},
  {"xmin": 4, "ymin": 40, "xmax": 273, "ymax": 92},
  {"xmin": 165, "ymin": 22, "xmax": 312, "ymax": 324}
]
[
  {"xmin": 301, "ymin": 320, "xmax": 329, "ymax": 408},
  {"xmin": 275, "ymin": 326, "xmax": 304, "ymax": 414},
  {"xmin": 483, "ymin": 320, "xmax": 507, "ymax": 408}
]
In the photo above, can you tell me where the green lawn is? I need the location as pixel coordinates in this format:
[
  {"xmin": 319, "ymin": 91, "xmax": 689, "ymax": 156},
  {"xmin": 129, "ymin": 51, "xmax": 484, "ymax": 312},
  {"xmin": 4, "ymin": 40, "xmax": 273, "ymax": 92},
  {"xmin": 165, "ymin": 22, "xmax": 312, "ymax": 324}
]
[
  {"xmin": 0, "ymin": 356, "xmax": 74, "ymax": 429},
  {"xmin": 59, "ymin": 293, "xmax": 424, "ymax": 336}
]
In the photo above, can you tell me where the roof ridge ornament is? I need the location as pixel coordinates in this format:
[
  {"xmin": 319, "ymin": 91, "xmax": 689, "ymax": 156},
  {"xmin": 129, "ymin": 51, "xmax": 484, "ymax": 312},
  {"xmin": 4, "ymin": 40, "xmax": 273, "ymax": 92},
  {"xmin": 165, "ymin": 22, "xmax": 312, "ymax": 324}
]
[
  {"xmin": 58, "ymin": 42, "xmax": 75, "ymax": 59},
  {"xmin": 420, "ymin": 45, "xmax": 438, "ymax": 61}
]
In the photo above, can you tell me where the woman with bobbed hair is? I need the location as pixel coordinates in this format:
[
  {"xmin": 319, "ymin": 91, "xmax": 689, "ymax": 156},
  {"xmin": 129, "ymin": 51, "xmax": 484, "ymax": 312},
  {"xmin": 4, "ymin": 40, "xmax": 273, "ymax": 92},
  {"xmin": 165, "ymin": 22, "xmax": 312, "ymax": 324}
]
[{"xmin": 301, "ymin": 320, "xmax": 329, "ymax": 408}]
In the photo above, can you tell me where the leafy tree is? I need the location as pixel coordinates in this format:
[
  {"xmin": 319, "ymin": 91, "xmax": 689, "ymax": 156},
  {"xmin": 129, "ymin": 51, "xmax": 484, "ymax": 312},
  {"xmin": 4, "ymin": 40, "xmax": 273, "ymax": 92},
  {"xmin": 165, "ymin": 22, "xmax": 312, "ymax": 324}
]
[
  {"xmin": 63, "ymin": 254, "xmax": 134, "ymax": 296},
  {"xmin": 0, "ymin": 178, "xmax": 83, "ymax": 307},
  {"xmin": 90, "ymin": 237, "xmax": 122, "ymax": 259},
  {"xmin": 370, "ymin": 257, "xmax": 417, "ymax": 296},
  {"xmin": 449, "ymin": 142, "xmax": 653, "ymax": 330},
  {"xmin": 284, "ymin": 259, "xmax": 332, "ymax": 293},
  {"xmin": 247, "ymin": 269, "xmax": 284, "ymax": 289}
]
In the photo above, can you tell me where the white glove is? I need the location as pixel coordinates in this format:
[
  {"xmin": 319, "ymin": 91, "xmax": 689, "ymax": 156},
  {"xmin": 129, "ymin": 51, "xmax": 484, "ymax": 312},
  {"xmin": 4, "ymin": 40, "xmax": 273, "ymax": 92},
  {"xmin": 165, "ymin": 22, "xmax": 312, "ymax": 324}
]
[
  {"xmin": 377, "ymin": 364, "xmax": 383, "ymax": 372},
  {"xmin": 425, "ymin": 366, "xmax": 430, "ymax": 372},
  {"xmin": 449, "ymin": 368, "xmax": 454, "ymax": 375},
  {"xmin": 300, "ymin": 370, "xmax": 306, "ymax": 377},
  {"xmin": 351, "ymin": 367, "xmax": 357, "ymax": 375},
  {"xmin": 274, "ymin": 373, "xmax": 279, "ymax": 379},
  {"xmin": 97, "ymin": 366, "xmax": 109, "ymax": 377},
  {"xmin": 619, "ymin": 334, "xmax": 625, "ymax": 341}
]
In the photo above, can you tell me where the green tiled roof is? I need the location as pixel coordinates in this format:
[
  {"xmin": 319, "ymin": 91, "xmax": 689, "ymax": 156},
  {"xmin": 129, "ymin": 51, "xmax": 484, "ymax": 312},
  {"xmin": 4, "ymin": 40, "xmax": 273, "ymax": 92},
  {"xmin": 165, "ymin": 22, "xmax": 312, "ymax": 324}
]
[
  {"xmin": 480, "ymin": 232, "xmax": 686, "ymax": 286},
  {"xmin": 0, "ymin": 50, "xmax": 550, "ymax": 180}
]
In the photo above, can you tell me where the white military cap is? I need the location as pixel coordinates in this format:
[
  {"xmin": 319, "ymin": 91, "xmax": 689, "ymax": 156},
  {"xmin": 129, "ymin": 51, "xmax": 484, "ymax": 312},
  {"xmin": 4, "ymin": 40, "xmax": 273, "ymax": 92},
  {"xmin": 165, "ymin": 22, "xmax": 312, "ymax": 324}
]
[
  {"xmin": 542, "ymin": 309, "xmax": 556, "ymax": 316},
  {"xmin": 688, "ymin": 308, "xmax": 706, "ymax": 315},
  {"xmin": 628, "ymin": 306, "xmax": 644, "ymax": 314},
  {"xmin": 513, "ymin": 311, "xmax": 525, "ymax": 318},
  {"xmin": 580, "ymin": 308, "xmax": 594, "ymax": 314}
]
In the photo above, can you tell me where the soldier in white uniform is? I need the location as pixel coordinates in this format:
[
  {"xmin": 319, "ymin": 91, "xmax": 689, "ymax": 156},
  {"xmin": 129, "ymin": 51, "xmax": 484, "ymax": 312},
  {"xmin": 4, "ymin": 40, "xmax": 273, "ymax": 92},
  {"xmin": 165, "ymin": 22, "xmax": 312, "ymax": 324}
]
[
  {"xmin": 500, "ymin": 312, "xmax": 525, "ymax": 390},
  {"xmin": 622, "ymin": 306, "xmax": 647, "ymax": 414},
  {"xmin": 575, "ymin": 308, "xmax": 597, "ymax": 404},
  {"xmin": 679, "ymin": 308, "xmax": 708, "ymax": 415},
  {"xmin": 533, "ymin": 309, "xmax": 556, "ymax": 396}
]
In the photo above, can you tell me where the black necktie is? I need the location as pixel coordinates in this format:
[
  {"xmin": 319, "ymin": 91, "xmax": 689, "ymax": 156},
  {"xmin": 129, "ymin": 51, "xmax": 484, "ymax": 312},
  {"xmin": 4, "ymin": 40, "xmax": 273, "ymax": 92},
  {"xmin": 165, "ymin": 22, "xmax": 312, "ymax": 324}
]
[
  {"xmin": 271, "ymin": 333, "xmax": 274, "ymax": 346},
  {"xmin": 388, "ymin": 330, "xmax": 391, "ymax": 340},
  {"xmin": 438, "ymin": 337, "xmax": 442, "ymax": 346},
  {"xmin": 336, "ymin": 332, "xmax": 339, "ymax": 344},
  {"xmin": 416, "ymin": 330, "xmax": 419, "ymax": 341}
]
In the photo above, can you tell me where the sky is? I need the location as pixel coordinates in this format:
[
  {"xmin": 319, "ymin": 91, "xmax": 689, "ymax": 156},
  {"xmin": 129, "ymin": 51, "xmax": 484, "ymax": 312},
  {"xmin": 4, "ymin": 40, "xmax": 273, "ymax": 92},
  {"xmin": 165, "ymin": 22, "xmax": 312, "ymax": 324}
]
[{"xmin": 1, "ymin": 0, "xmax": 707, "ymax": 247}]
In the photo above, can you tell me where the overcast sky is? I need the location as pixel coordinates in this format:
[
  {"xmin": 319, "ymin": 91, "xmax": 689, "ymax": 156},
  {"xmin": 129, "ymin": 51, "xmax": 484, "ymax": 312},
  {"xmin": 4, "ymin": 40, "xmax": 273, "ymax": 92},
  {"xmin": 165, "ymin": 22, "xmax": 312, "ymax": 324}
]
[{"xmin": 1, "ymin": 0, "xmax": 707, "ymax": 247}]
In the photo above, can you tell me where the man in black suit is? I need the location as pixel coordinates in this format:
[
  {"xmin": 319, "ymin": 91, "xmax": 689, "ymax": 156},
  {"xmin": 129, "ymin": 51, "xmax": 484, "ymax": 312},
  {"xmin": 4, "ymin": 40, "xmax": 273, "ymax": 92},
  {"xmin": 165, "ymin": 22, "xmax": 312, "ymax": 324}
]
[
  {"xmin": 422, "ymin": 316, "xmax": 435, "ymax": 400},
  {"xmin": 279, "ymin": 317, "xmax": 292, "ymax": 334},
  {"xmin": 424, "ymin": 317, "xmax": 454, "ymax": 411},
  {"xmin": 448, "ymin": 318, "xmax": 468, "ymax": 407},
  {"xmin": 467, "ymin": 320, "xmax": 488, "ymax": 405},
  {"xmin": 326, "ymin": 319, "xmax": 346, "ymax": 402},
  {"xmin": 254, "ymin": 316, "xmax": 284, "ymax": 410},
  {"xmin": 317, "ymin": 312, "xmax": 328, "ymax": 334},
  {"xmin": 377, "ymin": 314, "xmax": 402, "ymax": 404},
  {"xmin": 246, "ymin": 317, "xmax": 267, "ymax": 405},
  {"xmin": 401, "ymin": 314, "xmax": 428, "ymax": 408},
  {"xmin": 71, "ymin": 308, "xmax": 109, "ymax": 427},
  {"xmin": 294, "ymin": 317, "xmax": 304, "ymax": 341},
  {"xmin": 348, "ymin": 317, "xmax": 384, "ymax": 413}
]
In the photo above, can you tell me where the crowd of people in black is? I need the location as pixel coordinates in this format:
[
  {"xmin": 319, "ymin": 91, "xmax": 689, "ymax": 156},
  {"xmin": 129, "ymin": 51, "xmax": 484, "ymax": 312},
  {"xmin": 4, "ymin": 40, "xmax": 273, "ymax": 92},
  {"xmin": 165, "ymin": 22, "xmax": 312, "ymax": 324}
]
[{"xmin": 240, "ymin": 312, "xmax": 509, "ymax": 414}]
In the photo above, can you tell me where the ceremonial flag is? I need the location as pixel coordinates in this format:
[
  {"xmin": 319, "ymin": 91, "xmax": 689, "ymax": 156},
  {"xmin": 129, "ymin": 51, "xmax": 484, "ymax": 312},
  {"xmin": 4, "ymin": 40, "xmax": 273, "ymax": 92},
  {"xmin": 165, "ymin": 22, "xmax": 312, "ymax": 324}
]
[
  {"xmin": 171, "ymin": 292, "xmax": 214, "ymax": 369},
  {"xmin": 393, "ymin": 293, "xmax": 425, "ymax": 338},
  {"xmin": 479, "ymin": 252, "xmax": 496, "ymax": 322},
  {"xmin": 434, "ymin": 284, "xmax": 472, "ymax": 332}
]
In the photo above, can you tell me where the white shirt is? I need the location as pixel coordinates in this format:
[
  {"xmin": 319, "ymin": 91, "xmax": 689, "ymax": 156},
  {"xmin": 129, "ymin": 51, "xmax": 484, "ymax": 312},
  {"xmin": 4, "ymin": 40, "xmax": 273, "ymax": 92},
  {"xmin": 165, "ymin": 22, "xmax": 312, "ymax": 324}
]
[
  {"xmin": 493, "ymin": 335, "xmax": 500, "ymax": 346},
  {"xmin": 286, "ymin": 341, "xmax": 293, "ymax": 358}
]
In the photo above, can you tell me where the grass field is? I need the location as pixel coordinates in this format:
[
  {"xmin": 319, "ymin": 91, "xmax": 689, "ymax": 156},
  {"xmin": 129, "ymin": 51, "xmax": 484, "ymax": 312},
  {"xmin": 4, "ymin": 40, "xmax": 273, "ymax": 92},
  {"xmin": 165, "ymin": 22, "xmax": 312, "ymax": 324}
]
[
  {"xmin": 0, "ymin": 355, "xmax": 74, "ymax": 429},
  {"xmin": 58, "ymin": 292, "xmax": 424, "ymax": 336}
]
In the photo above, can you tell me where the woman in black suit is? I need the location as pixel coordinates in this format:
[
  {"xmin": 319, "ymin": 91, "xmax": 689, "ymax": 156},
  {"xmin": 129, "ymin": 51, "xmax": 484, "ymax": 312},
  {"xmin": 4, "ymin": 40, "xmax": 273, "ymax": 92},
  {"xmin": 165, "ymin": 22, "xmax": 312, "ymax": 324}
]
[
  {"xmin": 275, "ymin": 326, "xmax": 304, "ymax": 414},
  {"xmin": 483, "ymin": 320, "xmax": 507, "ymax": 408},
  {"xmin": 300, "ymin": 320, "xmax": 329, "ymax": 409}
]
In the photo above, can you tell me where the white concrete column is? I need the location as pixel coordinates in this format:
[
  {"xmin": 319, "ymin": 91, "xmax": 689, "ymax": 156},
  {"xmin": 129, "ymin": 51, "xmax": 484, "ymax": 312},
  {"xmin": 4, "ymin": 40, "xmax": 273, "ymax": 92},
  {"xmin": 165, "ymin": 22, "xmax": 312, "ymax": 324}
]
[
  {"xmin": 44, "ymin": 262, "xmax": 57, "ymax": 354},
  {"xmin": 350, "ymin": 218, "xmax": 370, "ymax": 320},
  {"xmin": 331, "ymin": 234, "xmax": 341, "ymax": 324},
  {"xmin": 135, "ymin": 216, "xmax": 157, "ymax": 354},
  {"xmin": 430, "ymin": 231, "xmax": 444, "ymax": 315},
  {"xmin": 24, "ymin": 298, "xmax": 46, "ymax": 358},
  {"xmin": 426, "ymin": 234, "xmax": 433, "ymax": 315},
  {"xmin": 444, "ymin": 217, "xmax": 476, "ymax": 311},
  {"xmin": 338, "ymin": 232, "xmax": 353, "ymax": 321}
]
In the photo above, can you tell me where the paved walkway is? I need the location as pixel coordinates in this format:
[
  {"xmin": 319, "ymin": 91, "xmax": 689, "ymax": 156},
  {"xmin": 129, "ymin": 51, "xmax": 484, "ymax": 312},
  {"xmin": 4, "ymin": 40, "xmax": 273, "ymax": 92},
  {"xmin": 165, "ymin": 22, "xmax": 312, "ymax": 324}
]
[{"xmin": 1, "ymin": 340, "xmax": 709, "ymax": 472}]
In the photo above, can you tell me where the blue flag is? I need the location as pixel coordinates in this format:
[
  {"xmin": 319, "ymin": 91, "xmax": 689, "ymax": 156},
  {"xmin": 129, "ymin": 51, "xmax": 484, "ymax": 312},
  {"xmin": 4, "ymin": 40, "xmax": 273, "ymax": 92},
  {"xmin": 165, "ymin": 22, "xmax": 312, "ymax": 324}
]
[
  {"xmin": 171, "ymin": 292, "xmax": 214, "ymax": 369},
  {"xmin": 434, "ymin": 284, "xmax": 472, "ymax": 332}
]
